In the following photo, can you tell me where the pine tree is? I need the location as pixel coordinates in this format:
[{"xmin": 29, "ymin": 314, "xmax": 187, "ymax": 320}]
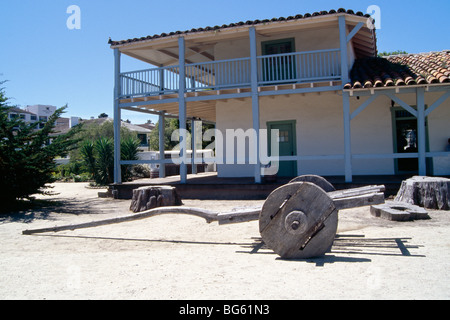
[{"xmin": 0, "ymin": 83, "xmax": 82, "ymax": 208}]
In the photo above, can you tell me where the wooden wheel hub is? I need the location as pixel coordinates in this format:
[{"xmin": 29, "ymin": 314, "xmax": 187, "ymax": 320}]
[{"xmin": 284, "ymin": 211, "xmax": 308, "ymax": 235}]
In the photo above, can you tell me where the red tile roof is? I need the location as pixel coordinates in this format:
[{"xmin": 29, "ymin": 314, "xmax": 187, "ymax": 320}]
[
  {"xmin": 108, "ymin": 9, "xmax": 371, "ymax": 46},
  {"xmin": 345, "ymin": 50, "xmax": 450, "ymax": 89}
]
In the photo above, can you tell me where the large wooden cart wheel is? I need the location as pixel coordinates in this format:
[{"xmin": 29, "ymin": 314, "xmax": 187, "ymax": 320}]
[
  {"xmin": 289, "ymin": 174, "xmax": 336, "ymax": 192},
  {"xmin": 259, "ymin": 182, "xmax": 338, "ymax": 259}
]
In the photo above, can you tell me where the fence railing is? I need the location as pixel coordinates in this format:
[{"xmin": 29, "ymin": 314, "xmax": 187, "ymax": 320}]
[
  {"xmin": 257, "ymin": 49, "xmax": 341, "ymax": 85},
  {"xmin": 185, "ymin": 57, "xmax": 251, "ymax": 91},
  {"xmin": 120, "ymin": 65, "xmax": 180, "ymax": 97},
  {"xmin": 119, "ymin": 49, "xmax": 341, "ymax": 98}
]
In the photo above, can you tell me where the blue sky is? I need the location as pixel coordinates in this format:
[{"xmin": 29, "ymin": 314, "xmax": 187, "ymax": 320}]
[{"xmin": 1, "ymin": 0, "xmax": 449, "ymax": 124}]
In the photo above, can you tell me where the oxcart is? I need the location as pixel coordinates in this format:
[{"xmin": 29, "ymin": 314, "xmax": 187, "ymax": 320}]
[{"xmin": 23, "ymin": 175, "xmax": 385, "ymax": 259}]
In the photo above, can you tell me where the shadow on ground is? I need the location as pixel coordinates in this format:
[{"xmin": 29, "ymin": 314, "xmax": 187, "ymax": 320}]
[
  {"xmin": 0, "ymin": 197, "xmax": 113, "ymax": 224},
  {"xmin": 238, "ymin": 234, "xmax": 425, "ymax": 266}
]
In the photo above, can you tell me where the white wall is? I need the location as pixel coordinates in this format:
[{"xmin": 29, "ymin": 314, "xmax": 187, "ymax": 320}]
[
  {"xmin": 215, "ymin": 91, "xmax": 400, "ymax": 178},
  {"xmin": 426, "ymin": 92, "xmax": 450, "ymax": 175},
  {"xmin": 349, "ymin": 94, "xmax": 395, "ymax": 175},
  {"xmin": 214, "ymin": 27, "xmax": 341, "ymax": 60},
  {"xmin": 25, "ymin": 105, "xmax": 57, "ymax": 120}
]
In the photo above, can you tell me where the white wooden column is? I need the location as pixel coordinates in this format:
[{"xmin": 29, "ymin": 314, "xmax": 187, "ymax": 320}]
[
  {"xmin": 339, "ymin": 15, "xmax": 352, "ymax": 182},
  {"xmin": 113, "ymin": 48, "xmax": 122, "ymax": 184},
  {"xmin": 191, "ymin": 119, "xmax": 202, "ymax": 175},
  {"xmin": 249, "ymin": 26, "xmax": 261, "ymax": 183},
  {"xmin": 416, "ymin": 87, "xmax": 427, "ymax": 176},
  {"xmin": 178, "ymin": 36, "xmax": 187, "ymax": 183},
  {"xmin": 159, "ymin": 68, "xmax": 165, "ymax": 93},
  {"xmin": 338, "ymin": 15, "xmax": 350, "ymax": 85},
  {"xmin": 158, "ymin": 113, "xmax": 166, "ymax": 178},
  {"xmin": 191, "ymin": 119, "xmax": 197, "ymax": 175},
  {"xmin": 343, "ymin": 91, "xmax": 352, "ymax": 182}
]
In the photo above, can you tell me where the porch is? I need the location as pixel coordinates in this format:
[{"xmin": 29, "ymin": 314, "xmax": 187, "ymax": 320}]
[
  {"xmin": 112, "ymin": 14, "xmax": 364, "ymax": 185},
  {"xmin": 120, "ymin": 48, "xmax": 341, "ymax": 99},
  {"xmin": 108, "ymin": 172, "xmax": 413, "ymax": 200},
  {"xmin": 118, "ymin": 48, "xmax": 343, "ymax": 124},
  {"xmin": 110, "ymin": 12, "xmax": 449, "ymax": 186}
]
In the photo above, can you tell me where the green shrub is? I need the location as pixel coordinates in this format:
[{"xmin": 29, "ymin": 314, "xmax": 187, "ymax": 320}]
[
  {"xmin": 0, "ymin": 83, "xmax": 82, "ymax": 205},
  {"xmin": 80, "ymin": 136, "xmax": 140, "ymax": 186}
]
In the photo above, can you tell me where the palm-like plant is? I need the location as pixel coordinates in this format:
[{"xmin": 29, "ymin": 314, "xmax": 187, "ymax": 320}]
[
  {"xmin": 80, "ymin": 136, "xmax": 140, "ymax": 185},
  {"xmin": 80, "ymin": 140, "xmax": 95, "ymax": 179},
  {"xmin": 121, "ymin": 137, "xmax": 141, "ymax": 182},
  {"xmin": 94, "ymin": 137, "xmax": 114, "ymax": 185}
]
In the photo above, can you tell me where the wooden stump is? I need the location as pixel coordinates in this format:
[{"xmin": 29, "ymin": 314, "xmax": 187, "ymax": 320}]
[
  {"xmin": 395, "ymin": 176, "xmax": 450, "ymax": 210},
  {"xmin": 371, "ymin": 201, "xmax": 429, "ymax": 221},
  {"xmin": 130, "ymin": 186, "xmax": 183, "ymax": 213}
]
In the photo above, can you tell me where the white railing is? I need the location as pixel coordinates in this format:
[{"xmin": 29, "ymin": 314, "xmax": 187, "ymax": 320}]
[
  {"xmin": 185, "ymin": 57, "xmax": 251, "ymax": 91},
  {"xmin": 257, "ymin": 49, "xmax": 341, "ymax": 85},
  {"xmin": 120, "ymin": 65, "xmax": 180, "ymax": 97},
  {"xmin": 120, "ymin": 49, "xmax": 341, "ymax": 98}
]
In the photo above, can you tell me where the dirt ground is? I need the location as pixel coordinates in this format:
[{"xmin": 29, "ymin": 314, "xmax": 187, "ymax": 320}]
[{"xmin": 0, "ymin": 182, "xmax": 449, "ymax": 300}]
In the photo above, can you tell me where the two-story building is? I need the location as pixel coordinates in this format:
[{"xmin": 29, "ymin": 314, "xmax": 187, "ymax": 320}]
[
  {"xmin": 109, "ymin": 9, "xmax": 450, "ymax": 184},
  {"xmin": 7, "ymin": 107, "xmax": 37, "ymax": 123}
]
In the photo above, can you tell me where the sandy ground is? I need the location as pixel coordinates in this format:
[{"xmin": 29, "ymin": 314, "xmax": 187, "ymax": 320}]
[{"xmin": 0, "ymin": 182, "xmax": 449, "ymax": 300}]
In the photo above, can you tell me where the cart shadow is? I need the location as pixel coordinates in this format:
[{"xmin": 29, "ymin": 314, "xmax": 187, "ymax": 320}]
[
  {"xmin": 30, "ymin": 233, "xmax": 254, "ymax": 247},
  {"xmin": 238, "ymin": 234, "xmax": 425, "ymax": 266},
  {"xmin": 28, "ymin": 233, "xmax": 425, "ymax": 267}
]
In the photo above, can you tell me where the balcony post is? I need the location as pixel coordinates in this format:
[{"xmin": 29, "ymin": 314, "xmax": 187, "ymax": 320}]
[
  {"xmin": 113, "ymin": 48, "xmax": 122, "ymax": 184},
  {"xmin": 338, "ymin": 15, "xmax": 349, "ymax": 85},
  {"xmin": 249, "ymin": 26, "xmax": 261, "ymax": 183},
  {"xmin": 159, "ymin": 68, "xmax": 165, "ymax": 93},
  {"xmin": 178, "ymin": 36, "xmax": 188, "ymax": 183},
  {"xmin": 159, "ymin": 113, "xmax": 166, "ymax": 178},
  {"xmin": 339, "ymin": 15, "xmax": 352, "ymax": 182}
]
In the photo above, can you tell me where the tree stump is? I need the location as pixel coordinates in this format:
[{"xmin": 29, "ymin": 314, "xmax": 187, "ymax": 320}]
[
  {"xmin": 130, "ymin": 186, "xmax": 183, "ymax": 213},
  {"xmin": 395, "ymin": 176, "xmax": 450, "ymax": 210}
]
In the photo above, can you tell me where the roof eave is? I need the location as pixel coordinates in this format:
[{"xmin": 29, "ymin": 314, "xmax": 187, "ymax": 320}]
[{"xmin": 109, "ymin": 11, "xmax": 373, "ymax": 50}]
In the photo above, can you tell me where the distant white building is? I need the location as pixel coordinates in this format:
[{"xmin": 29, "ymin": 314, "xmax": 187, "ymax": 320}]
[
  {"xmin": 25, "ymin": 105, "xmax": 57, "ymax": 128},
  {"xmin": 7, "ymin": 104, "xmax": 82, "ymax": 132},
  {"xmin": 7, "ymin": 107, "xmax": 37, "ymax": 123}
]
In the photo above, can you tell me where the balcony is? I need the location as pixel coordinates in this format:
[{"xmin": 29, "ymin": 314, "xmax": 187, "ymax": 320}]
[{"xmin": 119, "ymin": 49, "xmax": 341, "ymax": 99}]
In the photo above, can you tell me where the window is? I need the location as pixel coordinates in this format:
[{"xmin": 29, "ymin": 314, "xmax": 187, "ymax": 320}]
[
  {"xmin": 137, "ymin": 134, "xmax": 148, "ymax": 146},
  {"xmin": 395, "ymin": 110, "xmax": 415, "ymax": 119},
  {"xmin": 278, "ymin": 130, "xmax": 289, "ymax": 142}
]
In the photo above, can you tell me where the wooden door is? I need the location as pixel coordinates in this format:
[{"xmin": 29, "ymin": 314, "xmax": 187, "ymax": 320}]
[{"xmin": 268, "ymin": 120, "xmax": 297, "ymax": 177}]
